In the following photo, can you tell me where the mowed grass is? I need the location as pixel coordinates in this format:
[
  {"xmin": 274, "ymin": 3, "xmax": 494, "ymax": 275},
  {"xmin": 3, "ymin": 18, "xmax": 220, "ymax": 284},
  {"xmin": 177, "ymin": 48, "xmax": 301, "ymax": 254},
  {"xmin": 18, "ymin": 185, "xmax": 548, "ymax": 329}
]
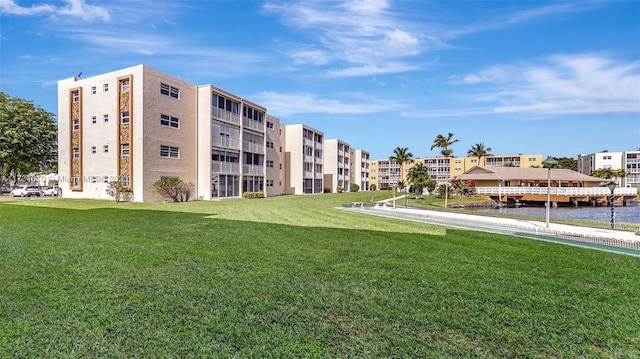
[{"xmin": 1, "ymin": 194, "xmax": 639, "ymax": 358}]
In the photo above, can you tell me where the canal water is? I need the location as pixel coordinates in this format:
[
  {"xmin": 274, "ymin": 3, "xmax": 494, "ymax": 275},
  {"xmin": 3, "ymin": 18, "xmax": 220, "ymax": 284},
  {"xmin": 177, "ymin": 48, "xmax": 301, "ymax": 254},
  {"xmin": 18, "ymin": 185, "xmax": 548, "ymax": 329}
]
[{"xmin": 481, "ymin": 205, "xmax": 640, "ymax": 223}]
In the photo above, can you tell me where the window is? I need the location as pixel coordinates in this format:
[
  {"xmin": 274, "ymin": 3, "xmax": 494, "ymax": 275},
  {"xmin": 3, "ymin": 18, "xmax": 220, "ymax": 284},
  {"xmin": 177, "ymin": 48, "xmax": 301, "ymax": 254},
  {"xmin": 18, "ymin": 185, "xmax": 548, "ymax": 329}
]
[
  {"xmin": 92, "ymin": 116, "xmax": 97, "ymax": 124},
  {"xmin": 160, "ymin": 83, "xmax": 179, "ymax": 99},
  {"xmin": 160, "ymin": 114, "xmax": 179, "ymax": 128},
  {"xmin": 121, "ymin": 144, "xmax": 130, "ymax": 156},
  {"xmin": 121, "ymin": 111, "xmax": 130, "ymax": 124},
  {"xmin": 121, "ymin": 79, "xmax": 130, "ymax": 92},
  {"xmin": 160, "ymin": 145, "xmax": 179, "ymax": 158},
  {"xmin": 91, "ymin": 146, "xmax": 96, "ymax": 154},
  {"xmin": 266, "ymin": 141, "xmax": 274, "ymax": 148},
  {"xmin": 103, "ymin": 114, "xmax": 109, "ymax": 123},
  {"xmin": 103, "ymin": 145, "xmax": 109, "ymax": 153},
  {"xmin": 103, "ymin": 83, "xmax": 109, "ymax": 92},
  {"xmin": 72, "ymin": 91, "xmax": 79, "ymax": 102},
  {"xmin": 73, "ymin": 148, "xmax": 79, "ymax": 158},
  {"xmin": 91, "ymin": 86, "xmax": 96, "ymax": 95},
  {"xmin": 267, "ymin": 121, "xmax": 274, "ymax": 129},
  {"xmin": 72, "ymin": 119, "xmax": 79, "ymax": 130},
  {"xmin": 267, "ymin": 160, "xmax": 274, "ymax": 168}
]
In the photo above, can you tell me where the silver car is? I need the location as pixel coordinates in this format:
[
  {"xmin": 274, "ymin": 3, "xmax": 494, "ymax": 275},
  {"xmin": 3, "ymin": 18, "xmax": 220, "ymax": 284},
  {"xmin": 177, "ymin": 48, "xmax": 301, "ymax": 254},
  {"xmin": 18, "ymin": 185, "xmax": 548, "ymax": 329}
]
[{"xmin": 11, "ymin": 185, "xmax": 42, "ymax": 197}]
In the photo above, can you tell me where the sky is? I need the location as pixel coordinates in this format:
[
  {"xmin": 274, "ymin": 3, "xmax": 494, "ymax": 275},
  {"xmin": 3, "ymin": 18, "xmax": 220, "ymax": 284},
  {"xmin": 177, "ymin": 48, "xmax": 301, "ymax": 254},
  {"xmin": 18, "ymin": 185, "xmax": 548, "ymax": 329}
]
[{"xmin": 1, "ymin": 0, "xmax": 639, "ymax": 161}]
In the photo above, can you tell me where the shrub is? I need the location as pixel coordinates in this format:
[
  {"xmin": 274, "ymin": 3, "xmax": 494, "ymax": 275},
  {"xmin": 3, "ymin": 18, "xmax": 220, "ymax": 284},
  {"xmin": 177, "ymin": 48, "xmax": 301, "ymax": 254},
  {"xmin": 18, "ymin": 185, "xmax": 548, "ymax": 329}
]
[
  {"xmin": 336, "ymin": 186, "xmax": 343, "ymax": 193},
  {"xmin": 153, "ymin": 177, "xmax": 194, "ymax": 202},
  {"xmin": 369, "ymin": 184, "xmax": 377, "ymax": 191},
  {"xmin": 323, "ymin": 188, "xmax": 331, "ymax": 193},
  {"xmin": 243, "ymin": 191, "xmax": 264, "ymax": 199},
  {"xmin": 350, "ymin": 183, "xmax": 360, "ymax": 192},
  {"xmin": 106, "ymin": 180, "xmax": 133, "ymax": 202}
]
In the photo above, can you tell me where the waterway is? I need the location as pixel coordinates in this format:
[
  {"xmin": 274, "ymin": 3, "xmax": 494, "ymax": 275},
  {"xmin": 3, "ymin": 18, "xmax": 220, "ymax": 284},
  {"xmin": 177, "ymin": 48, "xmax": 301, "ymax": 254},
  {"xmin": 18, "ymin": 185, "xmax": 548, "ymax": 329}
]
[{"xmin": 481, "ymin": 205, "xmax": 640, "ymax": 223}]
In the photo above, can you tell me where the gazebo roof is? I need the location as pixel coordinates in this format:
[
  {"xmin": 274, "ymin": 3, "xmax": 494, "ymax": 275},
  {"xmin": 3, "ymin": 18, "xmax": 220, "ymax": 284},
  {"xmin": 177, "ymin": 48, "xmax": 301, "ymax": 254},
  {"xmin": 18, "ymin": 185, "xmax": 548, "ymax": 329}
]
[{"xmin": 457, "ymin": 166, "xmax": 604, "ymax": 183}]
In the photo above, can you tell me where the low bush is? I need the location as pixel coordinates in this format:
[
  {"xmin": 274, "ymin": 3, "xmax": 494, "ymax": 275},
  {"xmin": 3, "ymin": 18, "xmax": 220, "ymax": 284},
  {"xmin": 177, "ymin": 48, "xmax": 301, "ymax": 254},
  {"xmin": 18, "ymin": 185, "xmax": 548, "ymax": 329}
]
[{"xmin": 243, "ymin": 191, "xmax": 264, "ymax": 199}]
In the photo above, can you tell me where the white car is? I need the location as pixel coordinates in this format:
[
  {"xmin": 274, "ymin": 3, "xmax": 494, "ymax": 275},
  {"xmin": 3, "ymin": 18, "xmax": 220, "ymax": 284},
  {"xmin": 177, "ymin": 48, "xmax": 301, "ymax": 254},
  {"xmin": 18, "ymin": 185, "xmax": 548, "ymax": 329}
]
[
  {"xmin": 11, "ymin": 185, "xmax": 42, "ymax": 197},
  {"xmin": 43, "ymin": 186, "xmax": 59, "ymax": 197}
]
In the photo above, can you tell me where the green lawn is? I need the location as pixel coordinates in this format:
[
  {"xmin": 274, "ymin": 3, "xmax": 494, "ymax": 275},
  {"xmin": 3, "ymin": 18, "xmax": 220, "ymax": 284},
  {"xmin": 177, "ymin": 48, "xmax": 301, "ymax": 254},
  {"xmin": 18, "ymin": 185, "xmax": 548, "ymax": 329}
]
[{"xmin": 1, "ymin": 194, "xmax": 639, "ymax": 358}]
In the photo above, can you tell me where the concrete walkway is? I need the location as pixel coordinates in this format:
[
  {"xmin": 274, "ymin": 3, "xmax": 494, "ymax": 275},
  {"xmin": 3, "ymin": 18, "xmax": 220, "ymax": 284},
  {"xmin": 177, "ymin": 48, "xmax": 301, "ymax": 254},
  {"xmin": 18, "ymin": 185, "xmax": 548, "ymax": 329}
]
[{"xmin": 343, "ymin": 195, "xmax": 640, "ymax": 256}]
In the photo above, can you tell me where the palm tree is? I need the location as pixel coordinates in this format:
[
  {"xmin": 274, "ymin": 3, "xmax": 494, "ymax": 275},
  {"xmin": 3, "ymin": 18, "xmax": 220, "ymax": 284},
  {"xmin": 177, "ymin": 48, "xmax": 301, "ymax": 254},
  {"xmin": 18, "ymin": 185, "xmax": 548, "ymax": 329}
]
[
  {"xmin": 389, "ymin": 147, "xmax": 414, "ymax": 190},
  {"xmin": 430, "ymin": 133, "xmax": 459, "ymax": 183},
  {"xmin": 430, "ymin": 133, "xmax": 459, "ymax": 157},
  {"xmin": 467, "ymin": 143, "xmax": 492, "ymax": 166},
  {"xmin": 389, "ymin": 147, "xmax": 414, "ymax": 207},
  {"xmin": 407, "ymin": 162, "xmax": 429, "ymax": 199}
]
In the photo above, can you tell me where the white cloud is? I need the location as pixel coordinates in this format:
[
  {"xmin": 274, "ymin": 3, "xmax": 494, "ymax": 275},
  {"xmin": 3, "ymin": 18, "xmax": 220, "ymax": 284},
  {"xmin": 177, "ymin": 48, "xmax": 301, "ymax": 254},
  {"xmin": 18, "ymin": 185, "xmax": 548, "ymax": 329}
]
[
  {"xmin": 0, "ymin": 0, "xmax": 110, "ymax": 22},
  {"xmin": 448, "ymin": 53, "xmax": 640, "ymax": 116},
  {"xmin": 254, "ymin": 91, "xmax": 402, "ymax": 116}
]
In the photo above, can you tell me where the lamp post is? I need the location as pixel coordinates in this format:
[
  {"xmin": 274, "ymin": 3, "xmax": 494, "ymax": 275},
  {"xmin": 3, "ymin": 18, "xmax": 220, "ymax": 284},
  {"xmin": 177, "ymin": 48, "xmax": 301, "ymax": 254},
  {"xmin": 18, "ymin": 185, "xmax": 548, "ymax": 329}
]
[
  {"xmin": 607, "ymin": 180, "xmax": 617, "ymax": 229},
  {"xmin": 542, "ymin": 157, "xmax": 558, "ymax": 229}
]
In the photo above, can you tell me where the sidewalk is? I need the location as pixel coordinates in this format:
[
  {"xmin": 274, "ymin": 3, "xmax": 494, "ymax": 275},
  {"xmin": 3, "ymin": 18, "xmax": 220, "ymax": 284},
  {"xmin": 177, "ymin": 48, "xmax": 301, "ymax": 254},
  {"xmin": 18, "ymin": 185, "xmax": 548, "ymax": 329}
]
[{"xmin": 343, "ymin": 198, "xmax": 640, "ymax": 256}]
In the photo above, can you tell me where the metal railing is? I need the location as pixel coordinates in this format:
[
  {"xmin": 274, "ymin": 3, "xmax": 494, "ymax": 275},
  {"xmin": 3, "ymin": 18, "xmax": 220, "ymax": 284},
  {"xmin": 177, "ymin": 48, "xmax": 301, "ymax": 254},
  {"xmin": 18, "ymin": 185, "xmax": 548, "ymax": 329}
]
[
  {"xmin": 212, "ymin": 107, "xmax": 240, "ymax": 125},
  {"xmin": 476, "ymin": 187, "xmax": 638, "ymax": 196}
]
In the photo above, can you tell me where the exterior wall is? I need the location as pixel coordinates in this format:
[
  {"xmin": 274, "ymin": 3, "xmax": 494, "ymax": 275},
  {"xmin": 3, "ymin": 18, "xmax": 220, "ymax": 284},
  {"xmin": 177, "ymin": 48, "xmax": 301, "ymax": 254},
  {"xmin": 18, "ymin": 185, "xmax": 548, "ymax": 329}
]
[
  {"xmin": 352, "ymin": 149, "xmax": 370, "ymax": 191},
  {"xmin": 624, "ymin": 151, "xmax": 640, "ymax": 189},
  {"xmin": 284, "ymin": 124, "xmax": 324, "ymax": 194},
  {"xmin": 580, "ymin": 150, "xmax": 639, "ymax": 189},
  {"xmin": 265, "ymin": 115, "xmax": 284, "ymax": 196},
  {"xmin": 371, "ymin": 159, "xmax": 400, "ymax": 190},
  {"xmin": 139, "ymin": 66, "xmax": 198, "ymax": 202},
  {"xmin": 323, "ymin": 139, "xmax": 351, "ymax": 192}
]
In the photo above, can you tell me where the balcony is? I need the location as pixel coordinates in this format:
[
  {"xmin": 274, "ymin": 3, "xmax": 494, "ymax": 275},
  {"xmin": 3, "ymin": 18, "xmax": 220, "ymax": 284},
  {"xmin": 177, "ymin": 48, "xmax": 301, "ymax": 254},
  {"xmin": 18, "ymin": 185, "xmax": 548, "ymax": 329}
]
[
  {"xmin": 243, "ymin": 164, "xmax": 264, "ymax": 176},
  {"xmin": 212, "ymin": 107, "xmax": 240, "ymax": 125},
  {"xmin": 212, "ymin": 136, "xmax": 240, "ymax": 150},
  {"xmin": 212, "ymin": 161, "xmax": 240, "ymax": 174},
  {"xmin": 243, "ymin": 142, "xmax": 264, "ymax": 153},
  {"xmin": 315, "ymin": 172, "xmax": 323, "ymax": 179},
  {"xmin": 304, "ymin": 155, "xmax": 314, "ymax": 163},
  {"xmin": 242, "ymin": 117, "xmax": 264, "ymax": 132}
]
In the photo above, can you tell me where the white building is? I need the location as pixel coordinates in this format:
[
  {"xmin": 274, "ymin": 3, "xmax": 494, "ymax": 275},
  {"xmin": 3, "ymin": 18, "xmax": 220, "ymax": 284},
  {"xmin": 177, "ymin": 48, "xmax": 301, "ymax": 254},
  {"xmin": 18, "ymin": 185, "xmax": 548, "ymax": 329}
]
[{"xmin": 578, "ymin": 150, "xmax": 640, "ymax": 189}]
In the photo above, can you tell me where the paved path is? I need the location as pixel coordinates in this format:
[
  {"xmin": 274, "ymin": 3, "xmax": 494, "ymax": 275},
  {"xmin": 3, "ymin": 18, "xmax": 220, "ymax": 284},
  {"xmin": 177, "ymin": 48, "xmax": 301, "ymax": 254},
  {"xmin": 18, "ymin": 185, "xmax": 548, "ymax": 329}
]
[{"xmin": 343, "ymin": 196, "xmax": 640, "ymax": 256}]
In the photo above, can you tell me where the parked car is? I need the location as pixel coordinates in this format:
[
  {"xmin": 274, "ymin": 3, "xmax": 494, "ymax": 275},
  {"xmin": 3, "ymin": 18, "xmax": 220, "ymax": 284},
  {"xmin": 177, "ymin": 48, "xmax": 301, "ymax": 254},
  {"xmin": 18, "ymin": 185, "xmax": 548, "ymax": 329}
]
[
  {"xmin": 11, "ymin": 185, "xmax": 42, "ymax": 197},
  {"xmin": 43, "ymin": 186, "xmax": 59, "ymax": 197},
  {"xmin": 1, "ymin": 186, "xmax": 10, "ymax": 194}
]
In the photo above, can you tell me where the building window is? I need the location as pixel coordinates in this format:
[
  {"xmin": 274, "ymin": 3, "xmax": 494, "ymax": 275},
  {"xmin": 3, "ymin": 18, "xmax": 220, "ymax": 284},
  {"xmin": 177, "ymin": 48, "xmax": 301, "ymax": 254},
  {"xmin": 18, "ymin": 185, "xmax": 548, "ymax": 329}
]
[
  {"xmin": 121, "ymin": 79, "xmax": 130, "ymax": 92},
  {"xmin": 72, "ymin": 119, "xmax": 79, "ymax": 130},
  {"xmin": 267, "ymin": 160, "xmax": 274, "ymax": 168},
  {"xmin": 103, "ymin": 114, "xmax": 109, "ymax": 123},
  {"xmin": 103, "ymin": 145, "xmax": 109, "ymax": 153},
  {"xmin": 103, "ymin": 83, "xmax": 109, "ymax": 92},
  {"xmin": 279, "ymin": 163, "xmax": 282, "ymax": 170},
  {"xmin": 121, "ymin": 111, "xmax": 130, "ymax": 124},
  {"xmin": 160, "ymin": 83, "xmax": 180, "ymax": 99},
  {"xmin": 91, "ymin": 146, "xmax": 96, "ymax": 154},
  {"xmin": 160, "ymin": 114, "xmax": 179, "ymax": 128},
  {"xmin": 160, "ymin": 145, "xmax": 179, "ymax": 158},
  {"xmin": 72, "ymin": 91, "xmax": 79, "ymax": 102},
  {"xmin": 73, "ymin": 148, "xmax": 79, "ymax": 158},
  {"xmin": 72, "ymin": 177, "xmax": 80, "ymax": 187},
  {"xmin": 91, "ymin": 86, "xmax": 96, "ymax": 95},
  {"xmin": 92, "ymin": 116, "xmax": 97, "ymax": 124},
  {"xmin": 267, "ymin": 121, "xmax": 274, "ymax": 129},
  {"xmin": 121, "ymin": 144, "xmax": 130, "ymax": 156}
]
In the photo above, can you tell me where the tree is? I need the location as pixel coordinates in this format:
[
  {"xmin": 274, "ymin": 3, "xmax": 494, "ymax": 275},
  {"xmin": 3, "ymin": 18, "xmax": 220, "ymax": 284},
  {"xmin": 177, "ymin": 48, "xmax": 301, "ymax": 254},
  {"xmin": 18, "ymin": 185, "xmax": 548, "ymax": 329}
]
[
  {"xmin": 592, "ymin": 168, "xmax": 628, "ymax": 181},
  {"xmin": 350, "ymin": 183, "xmax": 360, "ymax": 192},
  {"xmin": 430, "ymin": 133, "xmax": 459, "ymax": 158},
  {"xmin": 0, "ymin": 92, "xmax": 57, "ymax": 185},
  {"xmin": 389, "ymin": 147, "xmax": 414, "ymax": 207},
  {"xmin": 407, "ymin": 162, "xmax": 429, "ymax": 199},
  {"xmin": 554, "ymin": 157, "xmax": 578, "ymax": 171},
  {"xmin": 467, "ymin": 143, "xmax": 492, "ymax": 166},
  {"xmin": 389, "ymin": 147, "xmax": 414, "ymax": 190},
  {"xmin": 153, "ymin": 177, "xmax": 194, "ymax": 202}
]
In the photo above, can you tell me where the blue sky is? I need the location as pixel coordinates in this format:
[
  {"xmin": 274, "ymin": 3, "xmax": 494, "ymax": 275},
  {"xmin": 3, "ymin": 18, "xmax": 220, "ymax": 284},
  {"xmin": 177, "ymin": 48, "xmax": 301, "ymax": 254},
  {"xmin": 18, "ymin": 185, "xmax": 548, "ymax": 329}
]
[{"xmin": 1, "ymin": 0, "xmax": 639, "ymax": 160}]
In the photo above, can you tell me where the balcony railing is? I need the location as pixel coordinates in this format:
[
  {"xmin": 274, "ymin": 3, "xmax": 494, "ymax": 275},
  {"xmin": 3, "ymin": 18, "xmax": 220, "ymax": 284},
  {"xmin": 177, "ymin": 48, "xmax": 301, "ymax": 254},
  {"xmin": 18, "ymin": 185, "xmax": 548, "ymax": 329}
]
[
  {"xmin": 242, "ymin": 117, "xmax": 264, "ymax": 132},
  {"xmin": 243, "ymin": 142, "xmax": 264, "ymax": 153},
  {"xmin": 212, "ymin": 162, "xmax": 240, "ymax": 174},
  {"xmin": 212, "ymin": 107, "xmax": 240, "ymax": 125},
  {"xmin": 315, "ymin": 172, "xmax": 323, "ymax": 179},
  {"xmin": 243, "ymin": 164, "xmax": 264, "ymax": 176},
  {"xmin": 212, "ymin": 136, "xmax": 240, "ymax": 149},
  {"xmin": 476, "ymin": 187, "xmax": 638, "ymax": 196}
]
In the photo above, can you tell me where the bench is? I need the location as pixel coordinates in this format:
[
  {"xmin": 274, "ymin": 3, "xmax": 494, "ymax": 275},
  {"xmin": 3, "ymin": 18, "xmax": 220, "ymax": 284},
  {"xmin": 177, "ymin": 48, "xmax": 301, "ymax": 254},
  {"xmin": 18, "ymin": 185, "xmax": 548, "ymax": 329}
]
[{"xmin": 351, "ymin": 202, "xmax": 364, "ymax": 208}]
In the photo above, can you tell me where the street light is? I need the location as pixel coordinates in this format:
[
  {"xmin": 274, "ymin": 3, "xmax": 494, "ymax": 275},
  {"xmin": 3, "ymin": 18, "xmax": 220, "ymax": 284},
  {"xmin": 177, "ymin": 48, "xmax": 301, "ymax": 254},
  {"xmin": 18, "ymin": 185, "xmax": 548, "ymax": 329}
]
[
  {"xmin": 607, "ymin": 180, "xmax": 617, "ymax": 229},
  {"xmin": 542, "ymin": 157, "xmax": 559, "ymax": 229}
]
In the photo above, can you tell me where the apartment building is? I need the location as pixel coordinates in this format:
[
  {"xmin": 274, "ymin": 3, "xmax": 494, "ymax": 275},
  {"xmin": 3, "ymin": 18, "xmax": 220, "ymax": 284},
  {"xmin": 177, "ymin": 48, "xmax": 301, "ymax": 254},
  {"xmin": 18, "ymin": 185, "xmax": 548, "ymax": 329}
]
[
  {"xmin": 265, "ymin": 115, "xmax": 285, "ymax": 197},
  {"xmin": 323, "ymin": 139, "xmax": 351, "ymax": 192},
  {"xmin": 282, "ymin": 124, "xmax": 324, "ymax": 194},
  {"xmin": 59, "ymin": 64, "xmax": 280, "ymax": 201},
  {"xmin": 351, "ymin": 149, "xmax": 370, "ymax": 191},
  {"xmin": 370, "ymin": 154, "xmax": 543, "ymax": 190},
  {"xmin": 578, "ymin": 150, "xmax": 640, "ymax": 189},
  {"xmin": 58, "ymin": 65, "xmax": 198, "ymax": 202}
]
